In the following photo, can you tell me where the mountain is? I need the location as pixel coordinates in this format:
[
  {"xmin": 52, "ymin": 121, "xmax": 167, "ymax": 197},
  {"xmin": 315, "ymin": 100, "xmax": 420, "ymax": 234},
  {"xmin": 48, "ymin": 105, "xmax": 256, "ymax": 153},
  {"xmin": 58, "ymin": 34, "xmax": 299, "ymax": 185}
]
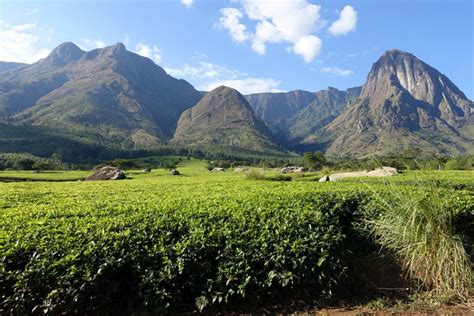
[
  {"xmin": 286, "ymin": 87, "xmax": 361, "ymax": 142},
  {"xmin": 0, "ymin": 42, "xmax": 202, "ymax": 148},
  {"xmin": 246, "ymin": 90, "xmax": 317, "ymax": 125},
  {"xmin": 172, "ymin": 86, "xmax": 281, "ymax": 153},
  {"xmin": 1, "ymin": 43, "xmax": 472, "ymax": 160},
  {"xmin": 316, "ymin": 49, "xmax": 474, "ymax": 157},
  {"xmin": 245, "ymin": 87, "xmax": 361, "ymax": 145},
  {"xmin": 0, "ymin": 62, "xmax": 28, "ymax": 72}
]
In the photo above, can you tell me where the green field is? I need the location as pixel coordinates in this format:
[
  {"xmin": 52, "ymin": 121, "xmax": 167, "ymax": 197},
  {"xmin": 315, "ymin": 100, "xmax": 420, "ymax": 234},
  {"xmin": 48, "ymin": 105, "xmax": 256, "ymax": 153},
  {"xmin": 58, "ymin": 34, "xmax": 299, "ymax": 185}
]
[{"xmin": 1, "ymin": 158, "xmax": 472, "ymax": 314}]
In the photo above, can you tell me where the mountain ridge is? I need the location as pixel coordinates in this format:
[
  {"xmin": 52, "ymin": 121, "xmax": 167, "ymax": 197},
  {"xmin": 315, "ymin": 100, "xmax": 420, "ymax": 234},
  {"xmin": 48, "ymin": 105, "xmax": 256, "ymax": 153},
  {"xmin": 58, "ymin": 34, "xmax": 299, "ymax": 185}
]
[
  {"xmin": 0, "ymin": 42, "xmax": 472, "ymax": 159},
  {"xmin": 0, "ymin": 42, "xmax": 202, "ymax": 148}
]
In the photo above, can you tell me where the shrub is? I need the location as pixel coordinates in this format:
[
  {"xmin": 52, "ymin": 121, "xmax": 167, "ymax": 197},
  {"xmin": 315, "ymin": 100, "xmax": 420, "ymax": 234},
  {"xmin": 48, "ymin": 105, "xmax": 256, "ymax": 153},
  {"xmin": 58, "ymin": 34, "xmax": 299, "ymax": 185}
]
[{"xmin": 1, "ymin": 191, "xmax": 361, "ymax": 314}]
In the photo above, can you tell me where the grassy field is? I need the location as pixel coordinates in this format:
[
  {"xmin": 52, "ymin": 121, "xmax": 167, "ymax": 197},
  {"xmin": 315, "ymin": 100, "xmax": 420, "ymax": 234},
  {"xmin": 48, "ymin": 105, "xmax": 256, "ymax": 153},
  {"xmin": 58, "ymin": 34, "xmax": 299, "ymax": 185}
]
[{"xmin": 0, "ymin": 158, "xmax": 472, "ymax": 314}]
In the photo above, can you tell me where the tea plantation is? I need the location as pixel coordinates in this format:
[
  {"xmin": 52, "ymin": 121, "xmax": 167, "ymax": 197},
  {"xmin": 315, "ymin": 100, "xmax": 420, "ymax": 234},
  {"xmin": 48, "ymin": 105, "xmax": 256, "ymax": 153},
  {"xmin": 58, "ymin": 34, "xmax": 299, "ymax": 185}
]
[{"xmin": 0, "ymin": 159, "xmax": 472, "ymax": 313}]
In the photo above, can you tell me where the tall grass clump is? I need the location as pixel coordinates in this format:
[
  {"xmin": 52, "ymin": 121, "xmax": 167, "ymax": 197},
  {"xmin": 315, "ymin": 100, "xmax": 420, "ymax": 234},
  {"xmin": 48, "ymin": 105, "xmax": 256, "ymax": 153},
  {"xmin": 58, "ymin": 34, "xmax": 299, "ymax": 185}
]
[
  {"xmin": 245, "ymin": 168, "xmax": 266, "ymax": 180},
  {"xmin": 365, "ymin": 180, "xmax": 472, "ymax": 301}
]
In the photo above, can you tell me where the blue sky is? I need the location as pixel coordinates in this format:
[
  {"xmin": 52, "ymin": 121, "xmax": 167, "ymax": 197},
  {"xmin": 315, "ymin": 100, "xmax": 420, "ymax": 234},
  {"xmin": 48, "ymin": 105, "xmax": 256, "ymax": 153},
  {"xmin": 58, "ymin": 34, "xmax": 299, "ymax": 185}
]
[{"xmin": 1, "ymin": 0, "xmax": 472, "ymax": 98}]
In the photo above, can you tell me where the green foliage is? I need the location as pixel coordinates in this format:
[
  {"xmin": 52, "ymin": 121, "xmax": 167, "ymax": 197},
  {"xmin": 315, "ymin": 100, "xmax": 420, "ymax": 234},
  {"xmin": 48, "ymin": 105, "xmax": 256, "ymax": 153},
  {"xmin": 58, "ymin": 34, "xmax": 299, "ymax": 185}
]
[
  {"xmin": 0, "ymin": 183, "xmax": 362, "ymax": 313},
  {"xmin": 363, "ymin": 179, "xmax": 472, "ymax": 300},
  {"xmin": 0, "ymin": 166, "xmax": 472, "ymax": 313},
  {"xmin": 303, "ymin": 151, "xmax": 327, "ymax": 170},
  {"xmin": 326, "ymin": 155, "xmax": 473, "ymax": 172},
  {"xmin": 445, "ymin": 155, "xmax": 474, "ymax": 170},
  {"xmin": 0, "ymin": 152, "xmax": 64, "ymax": 171},
  {"xmin": 245, "ymin": 169, "xmax": 265, "ymax": 180}
]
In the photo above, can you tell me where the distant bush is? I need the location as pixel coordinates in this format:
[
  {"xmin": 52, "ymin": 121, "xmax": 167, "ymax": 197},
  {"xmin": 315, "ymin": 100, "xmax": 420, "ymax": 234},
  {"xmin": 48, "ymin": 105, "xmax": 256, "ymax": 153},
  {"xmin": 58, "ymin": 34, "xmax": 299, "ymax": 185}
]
[
  {"xmin": 265, "ymin": 174, "xmax": 292, "ymax": 181},
  {"xmin": 444, "ymin": 155, "xmax": 473, "ymax": 170}
]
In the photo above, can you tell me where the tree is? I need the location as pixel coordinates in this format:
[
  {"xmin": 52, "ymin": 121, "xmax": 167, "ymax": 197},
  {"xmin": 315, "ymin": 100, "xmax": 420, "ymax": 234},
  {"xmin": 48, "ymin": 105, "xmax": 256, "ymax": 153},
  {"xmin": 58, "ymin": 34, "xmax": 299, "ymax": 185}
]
[{"xmin": 303, "ymin": 151, "xmax": 327, "ymax": 170}]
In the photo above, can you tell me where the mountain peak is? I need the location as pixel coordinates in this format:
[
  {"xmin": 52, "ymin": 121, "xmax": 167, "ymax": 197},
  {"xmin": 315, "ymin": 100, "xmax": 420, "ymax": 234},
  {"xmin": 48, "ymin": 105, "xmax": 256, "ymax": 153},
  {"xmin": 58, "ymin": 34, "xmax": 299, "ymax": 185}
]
[
  {"xmin": 361, "ymin": 49, "xmax": 435, "ymax": 102},
  {"xmin": 206, "ymin": 86, "xmax": 248, "ymax": 106},
  {"xmin": 98, "ymin": 42, "xmax": 127, "ymax": 57},
  {"xmin": 172, "ymin": 85, "xmax": 280, "ymax": 152},
  {"xmin": 44, "ymin": 42, "xmax": 84, "ymax": 66},
  {"xmin": 212, "ymin": 85, "xmax": 236, "ymax": 93},
  {"xmin": 382, "ymin": 48, "xmax": 410, "ymax": 56},
  {"xmin": 377, "ymin": 49, "xmax": 419, "ymax": 65},
  {"xmin": 323, "ymin": 49, "xmax": 473, "ymax": 157}
]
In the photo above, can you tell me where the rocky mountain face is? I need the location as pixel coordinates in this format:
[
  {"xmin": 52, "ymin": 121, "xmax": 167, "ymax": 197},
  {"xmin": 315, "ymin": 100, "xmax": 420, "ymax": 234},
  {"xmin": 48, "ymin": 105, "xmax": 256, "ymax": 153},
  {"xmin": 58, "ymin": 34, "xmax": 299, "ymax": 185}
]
[
  {"xmin": 172, "ymin": 86, "xmax": 281, "ymax": 152},
  {"xmin": 246, "ymin": 87, "xmax": 361, "ymax": 144},
  {"xmin": 286, "ymin": 87, "xmax": 361, "ymax": 142},
  {"xmin": 320, "ymin": 49, "xmax": 473, "ymax": 157},
  {"xmin": 0, "ymin": 42, "xmax": 202, "ymax": 148},
  {"xmin": 246, "ymin": 90, "xmax": 317, "ymax": 125},
  {"xmin": 0, "ymin": 44, "xmax": 472, "ymax": 158}
]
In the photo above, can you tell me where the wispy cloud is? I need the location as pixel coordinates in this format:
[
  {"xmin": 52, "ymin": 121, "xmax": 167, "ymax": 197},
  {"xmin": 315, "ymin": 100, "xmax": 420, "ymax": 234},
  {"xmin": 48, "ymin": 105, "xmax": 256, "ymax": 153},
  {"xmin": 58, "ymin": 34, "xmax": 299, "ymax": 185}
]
[
  {"xmin": 217, "ymin": 8, "xmax": 248, "ymax": 43},
  {"xmin": 79, "ymin": 38, "xmax": 106, "ymax": 50},
  {"xmin": 135, "ymin": 43, "xmax": 161, "ymax": 64},
  {"xmin": 181, "ymin": 0, "xmax": 194, "ymax": 8},
  {"xmin": 321, "ymin": 66, "xmax": 353, "ymax": 76},
  {"xmin": 165, "ymin": 61, "xmax": 282, "ymax": 94},
  {"xmin": 0, "ymin": 21, "xmax": 51, "ymax": 63},
  {"xmin": 123, "ymin": 35, "xmax": 130, "ymax": 47}
]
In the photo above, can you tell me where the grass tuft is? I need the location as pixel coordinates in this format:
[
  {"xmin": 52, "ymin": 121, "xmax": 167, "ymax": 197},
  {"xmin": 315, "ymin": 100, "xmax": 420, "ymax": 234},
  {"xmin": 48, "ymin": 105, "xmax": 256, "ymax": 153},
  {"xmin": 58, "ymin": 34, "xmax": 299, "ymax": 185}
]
[{"xmin": 364, "ymin": 175, "xmax": 472, "ymax": 301}]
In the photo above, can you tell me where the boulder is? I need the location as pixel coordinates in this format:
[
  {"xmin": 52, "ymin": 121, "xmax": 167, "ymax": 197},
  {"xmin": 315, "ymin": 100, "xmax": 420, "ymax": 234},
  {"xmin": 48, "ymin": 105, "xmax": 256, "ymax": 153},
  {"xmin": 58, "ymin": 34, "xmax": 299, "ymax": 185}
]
[
  {"xmin": 328, "ymin": 171, "xmax": 368, "ymax": 181},
  {"xmin": 170, "ymin": 169, "xmax": 180, "ymax": 176},
  {"xmin": 212, "ymin": 167, "xmax": 225, "ymax": 172},
  {"xmin": 234, "ymin": 167, "xmax": 245, "ymax": 172},
  {"xmin": 281, "ymin": 166, "xmax": 304, "ymax": 174},
  {"xmin": 85, "ymin": 166, "xmax": 126, "ymax": 181},
  {"xmin": 366, "ymin": 166, "xmax": 398, "ymax": 177},
  {"xmin": 318, "ymin": 175, "xmax": 330, "ymax": 182},
  {"xmin": 323, "ymin": 166, "xmax": 398, "ymax": 182}
]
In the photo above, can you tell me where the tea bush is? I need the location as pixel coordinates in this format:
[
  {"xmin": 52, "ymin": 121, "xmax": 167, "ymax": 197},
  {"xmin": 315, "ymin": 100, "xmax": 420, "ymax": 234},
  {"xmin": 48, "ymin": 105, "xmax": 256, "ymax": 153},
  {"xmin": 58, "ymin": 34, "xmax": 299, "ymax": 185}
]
[{"xmin": 1, "ymin": 167, "xmax": 472, "ymax": 314}]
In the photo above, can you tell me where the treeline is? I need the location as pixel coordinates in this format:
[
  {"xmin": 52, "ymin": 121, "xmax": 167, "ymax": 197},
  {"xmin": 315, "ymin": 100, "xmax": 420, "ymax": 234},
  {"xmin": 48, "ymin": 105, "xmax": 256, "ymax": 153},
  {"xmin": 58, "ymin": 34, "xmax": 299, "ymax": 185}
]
[
  {"xmin": 0, "ymin": 153, "xmax": 65, "ymax": 171},
  {"xmin": 328, "ymin": 154, "xmax": 474, "ymax": 171}
]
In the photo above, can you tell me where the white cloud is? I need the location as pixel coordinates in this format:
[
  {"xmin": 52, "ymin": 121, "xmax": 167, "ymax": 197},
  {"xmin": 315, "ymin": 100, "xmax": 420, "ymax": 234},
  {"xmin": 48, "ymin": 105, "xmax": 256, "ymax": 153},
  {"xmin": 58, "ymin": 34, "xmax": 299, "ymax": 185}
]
[
  {"xmin": 201, "ymin": 78, "xmax": 281, "ymax": 94},
  {"xmin": 135, "ymin": 42, "xmax": 161, "ymax": 64},
  {"xmin": 0, "ymin": 21, "xmax": 51, "ymax": 63},
  {"xmin": 321, "ymin": 66, "xmax": 353, "ymax": 76},
  {"xmin": 181, "ymin": 0, "xmax": 194, "ymax": 8},
  {"xmin": 217, "ymin": 0, "xmax": 327, "ymax": 62},
  {"xmin": 217, "ymin": 8, "xmax": 248, "ymax": 43},
  {"xmin": 166, "ymin": 62, "xmax": 245, "ymax": 80},
  {"xmin": 292, "ymin": 35, "xmax": 322, "ymax": 63},
  {"xmin": 165, "ymin": 61, "xmax": 282, "ymax": 94},
  {"xmin": 328, "ymin": 5, "xmax": 357, "ymax": 36},
  {"xmin": 79, "ymin": 38, "xmax": 106, "ymax": 50}
]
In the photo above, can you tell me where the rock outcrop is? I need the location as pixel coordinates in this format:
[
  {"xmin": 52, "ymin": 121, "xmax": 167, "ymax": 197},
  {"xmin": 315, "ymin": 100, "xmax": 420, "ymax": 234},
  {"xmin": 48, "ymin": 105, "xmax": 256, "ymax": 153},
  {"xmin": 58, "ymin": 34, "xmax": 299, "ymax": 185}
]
[
  {"xmin": 85, "ymin": 166, "xmax": 126, "ymax": 181},
  {"xmin": 320, "ymin": 49, "xmax": 473, "ymax": 157},
  {"xmin": 319, "ymin": 166, "xmax": 398, "ymax": 182}
]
